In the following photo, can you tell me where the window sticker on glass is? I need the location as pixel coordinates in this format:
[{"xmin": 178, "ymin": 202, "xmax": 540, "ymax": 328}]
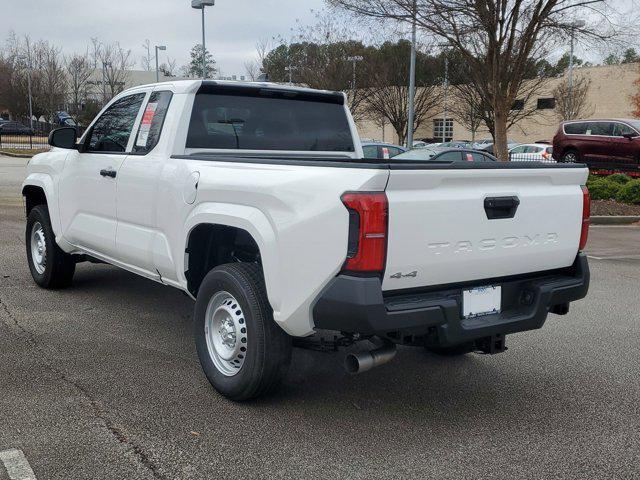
[
  {"xmin": 382, "ymin": 147, "xmax": 390, "ymax": 159},
  {"xmin": 136, "ymin": 102, "xmax": 158, "ymax": 147},
  {"xmin": 466, "ymin": 153, "xmax": 474, "ymax": 162}
]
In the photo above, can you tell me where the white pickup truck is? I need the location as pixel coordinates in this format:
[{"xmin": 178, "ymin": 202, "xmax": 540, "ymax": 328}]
[{"xmin": 23, "ymin": 80, "xmax": 590, "ymax": 401}]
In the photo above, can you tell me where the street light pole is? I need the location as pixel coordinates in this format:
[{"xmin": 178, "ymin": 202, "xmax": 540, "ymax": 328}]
[
  {"xmin": 192, "ymin": 0, "xmax": 216, "ymax": 79},
  {"xmin": 567, "ymin": 19, "xmax": 585, "ymax": 111},
  {"xmin": 18, "ymin": 55, "xmax": 34, "ymax": 129},
  {"xmin": 346, "ymin": 55, "xmax": 364, "ymax": 92},
  {"xmin": 406, "ymin": 0, "xmax": 417, "ymax": 148},
  {"xmin": 438, "ymin": 43, "xmax": 450, "ymax": 143},
  {"xmin": 155, "ymin": 45, "xmax": 167, "ymax": 83}
]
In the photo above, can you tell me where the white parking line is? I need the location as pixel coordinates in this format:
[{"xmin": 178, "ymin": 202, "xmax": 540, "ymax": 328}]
[{"xmin": 0, "ymin": 449, "xmax": 37, "ymax": 480}]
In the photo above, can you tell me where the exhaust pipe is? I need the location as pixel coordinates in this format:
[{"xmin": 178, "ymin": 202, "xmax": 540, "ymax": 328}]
[{"xmin": 344, "ymin": 343, "xmax": 397, "ymax": 374}]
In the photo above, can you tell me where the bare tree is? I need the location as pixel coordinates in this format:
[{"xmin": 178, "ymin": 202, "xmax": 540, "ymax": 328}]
[
  {"xmin": 362, "ymin": 41, "xmax": 438, "ymax": 145},
  {"xmin": 141, "ymin": 39, "xmax": 153, "ymax": 71},
  {"xmin": 159, "ymin": 57, "xmax": 178, "ymax": 77},
  {"xmin": 448, "ymin": 84, "xmax": 485, "ymax": 142},
  {"xmin": 245, "ymin": 39, "xmax": 271, "ymax": 81},
  {"xmin": 331, "ymin": 0, "xmax": 621, "ymax": 160},
  {"xmin": 97, "ymin": 41, "xmax": 134, "ymax": 102},
  {"xmin": 554, "ymin": 76, "xmax": 592, "ymax": 120},
  {"xmin": 65, "ymin": 52, "xmax": 92, "ymax": 114}
]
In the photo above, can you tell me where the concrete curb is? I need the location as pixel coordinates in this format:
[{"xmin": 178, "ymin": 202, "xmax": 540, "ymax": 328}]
[
  {"xmin": 591, "ymin": 215, "xmax": 640, "ymax": 225},
  {"xmin": 0, "ymin": 151, "xmax": 34, "ymax": 158}
]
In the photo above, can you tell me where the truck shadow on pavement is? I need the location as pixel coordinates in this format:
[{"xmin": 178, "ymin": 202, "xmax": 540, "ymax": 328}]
[{"xmin": 61, "ymin": 263, "xmax": 586, "ymax": 426}]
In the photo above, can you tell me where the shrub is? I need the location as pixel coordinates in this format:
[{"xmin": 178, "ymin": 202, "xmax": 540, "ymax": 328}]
[
  {"xmin": 588, "ymin": 178, "xmax": 622, "ymax": 200},
  {"xmin": 615, "ymin": 179, "xmax": 640, "ymax": 204},
  {"xmin": 607, "ymin": 173, "xmax": 632, "ymax": 185}
]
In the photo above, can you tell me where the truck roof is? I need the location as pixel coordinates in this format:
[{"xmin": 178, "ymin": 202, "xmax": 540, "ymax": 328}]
[{"xmin": 120, "ymin": 79, "xmax": 345, "ymax": 98}]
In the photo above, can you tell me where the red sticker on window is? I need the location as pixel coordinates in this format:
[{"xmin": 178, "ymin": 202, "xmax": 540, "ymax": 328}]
[
  {"xmin": 466, "ymin": 153, "xmax": 474, "ymax": 162},
  {"xmin": 136, "ymin": 102, "xmax": 158, "ymax": 147}
]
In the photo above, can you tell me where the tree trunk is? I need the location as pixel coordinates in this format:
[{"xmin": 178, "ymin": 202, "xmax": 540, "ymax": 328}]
[{"xmin": 493, "ymin": 105, "xmax": 509, "ymax": 162}]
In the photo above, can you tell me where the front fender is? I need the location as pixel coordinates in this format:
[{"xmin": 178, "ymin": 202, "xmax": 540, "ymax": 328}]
[
  {"xmin": 21, "ymin": 173, "xmax": 73, "ymax": 250},
  {"xmin": 181, "ymin": 202, "xmax": 282, "ymax": 321}
]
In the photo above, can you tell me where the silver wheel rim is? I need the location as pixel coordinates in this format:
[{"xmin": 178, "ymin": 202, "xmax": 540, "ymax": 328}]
[
  {"xmin": 30, "ymin": 221, "xmax": 47, "ymax": 275},
  {"xmin": 204, "ymin": 291, "xmax": 247, "ymax": 377},
  {"xmin": 564, "ymin": 153, "xmax": 576, "ymax": 163}
]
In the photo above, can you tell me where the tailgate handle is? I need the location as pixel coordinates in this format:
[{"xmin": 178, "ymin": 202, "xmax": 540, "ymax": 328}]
[{"xmin": 484, "ymin": 196, "xmax": 520, "ymax": 219}]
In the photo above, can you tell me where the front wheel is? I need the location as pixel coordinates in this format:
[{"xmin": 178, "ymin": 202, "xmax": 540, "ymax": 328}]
[
  {"xmin": 26, "ymin": 205, "xmax": 75, "ymax": 289},
  {"xmin": 194, "ymin": 263, "xmax": 291, "ymax": 401}
]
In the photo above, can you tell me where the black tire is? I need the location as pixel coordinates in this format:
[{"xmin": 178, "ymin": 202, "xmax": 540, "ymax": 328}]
[
  {"xmin": 425, "ymin": 342, "xmax": 475, "ymax": 356},
  {"xmin": 561, "ymin": 149, "xmax": 580, "ymax": 163},
  {"xmin": 194, "ymin": 263, "xmax": 291, "ymax": 401},
  {"xmin": 26, "ymin": 205, "xmax": 75, "ymax": 289}
]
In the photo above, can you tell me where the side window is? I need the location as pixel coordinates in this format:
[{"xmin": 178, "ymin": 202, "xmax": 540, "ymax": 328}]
[
  {"xmin": 613, "ymin": 122, "xmax": 636, "ymax": 136},
  {"xmin": 435, "ymin": 151, "xmax": 462, "ymax": 161},
  {"xmin": 510, "ymin": 145, "xmax": 526, "ymax": 154},
  {"xmin": 387, "ymin": 147, "xmax": 403, "ymax": 158},
  {"xmin": 133, "ymin": 91, "xmax": 173, "ymax": 154},
  {"xmin": 589, "ymin": 122, "xmax": 613, "ymax": 136},
  {"xmin": 564, "ymin": 122, "xmax": 586, "ymax": 135},
  {"xmin": 362, "ymin": 145, "xmax": 379, "ymax": 159},
  {"xmin": 86, "ymin": 93, "xmax": 146, "ymax": 153}
]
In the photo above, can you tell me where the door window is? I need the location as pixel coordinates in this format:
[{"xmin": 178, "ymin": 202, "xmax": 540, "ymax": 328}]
[
  {"xmin": 613, "ymin": 122, "xmax": 637, "ymax": 137},
  {"xmin": 586, "ymin": 122, "xmax": 614, "ymax": 136},
  {"xmin": 510, "ymin": 145, "xmax": 526, "ymax": 154},
  {"xmin": 86, "ymin": 93, "xmax": 146, "ymax": 153},
  {"xmin": 387, "ymin": 147, "xmax": 403, "ymax": 158},
  {"xmin": 435, "ymin": 151, "xmax": 463, "ymax": 161},
  {"xmin": 362, "ymin": 145, "xmax": 379, "ymax": 159},
  {"xmin": 133, "ymin": 91, "xmax": 173, "ymax": 154}
]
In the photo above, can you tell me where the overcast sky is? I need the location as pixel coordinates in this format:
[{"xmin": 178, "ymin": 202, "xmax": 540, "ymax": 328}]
[
  {"xmin": 2, "ymin": 0, "xmax": 636, "ymax": 76},
  {"xmin": 1, "ymin": 0, "xmax": 327, "ymax": 76}
]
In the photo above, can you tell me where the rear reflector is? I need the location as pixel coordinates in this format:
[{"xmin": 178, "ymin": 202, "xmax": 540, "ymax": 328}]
[
  {"xmin": 341, "ymin": 192, "xmax": 388, "ymax": 273},
  {"xmin": 579, "ymin": 185, "xmax": 590, "ymax": 251}
]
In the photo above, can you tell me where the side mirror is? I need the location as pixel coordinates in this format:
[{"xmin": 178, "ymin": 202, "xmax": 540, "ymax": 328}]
[
  {"xmin": 623, "ymin": 132, "xmax": 638, "ymax": 140},
  {"xmin": 48, "ymin": 127, "xmax": 77, "ymax": 149}
]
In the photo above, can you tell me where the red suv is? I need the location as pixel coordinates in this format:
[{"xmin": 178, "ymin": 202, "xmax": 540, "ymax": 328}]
[{"xmin": 552, "ymin": 119, "xmax": 640, "ymax": 175}]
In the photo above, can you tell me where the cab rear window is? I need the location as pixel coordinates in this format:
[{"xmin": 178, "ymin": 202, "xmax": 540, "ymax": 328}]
[{"xmin": 186, "ymin": 85, "xmax": 354, "ymax": 152}]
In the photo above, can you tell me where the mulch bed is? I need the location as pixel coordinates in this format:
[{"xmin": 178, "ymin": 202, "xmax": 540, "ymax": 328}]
[{"xmin": 591, "ymin": 199, "xmax": 640, "ymax": 216}]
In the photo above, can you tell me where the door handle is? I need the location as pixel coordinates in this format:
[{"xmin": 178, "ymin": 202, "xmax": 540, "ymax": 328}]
[
  {"xmin": 99, "ymin": 168, "xmax": 117, "ymax": 178},
  {"xmin": 484, "ymin": 196, "xmax": 520, "ymax": 219}
]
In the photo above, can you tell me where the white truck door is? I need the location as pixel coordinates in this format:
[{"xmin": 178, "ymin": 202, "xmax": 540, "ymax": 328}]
[
  {"xmin": 114, "ymin": 90, "xmax": 174, "ymax": 276},
  {"xmin": 58, "ymin": 93, "xmax": 147, "ymax": 258}
]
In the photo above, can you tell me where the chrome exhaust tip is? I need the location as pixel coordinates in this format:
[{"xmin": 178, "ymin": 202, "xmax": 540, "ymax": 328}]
[{"xmin": 345, "ymin": 343, "xmax": 397, "ymax": 374}]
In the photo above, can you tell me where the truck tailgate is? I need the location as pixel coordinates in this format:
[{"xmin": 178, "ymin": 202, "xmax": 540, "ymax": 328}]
[{"xmin": 382, "ymin": 166, "xmax": 588, "ymax": 291}]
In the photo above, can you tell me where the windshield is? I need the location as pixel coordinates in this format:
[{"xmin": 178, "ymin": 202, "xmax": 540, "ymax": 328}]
[
  {"xmin": 186, "ymin": 87, "xmax": 354, "ymax": 152},
  {"xmin": 393, "ymin": 148, "xmax": 438, "ymax": 161}
]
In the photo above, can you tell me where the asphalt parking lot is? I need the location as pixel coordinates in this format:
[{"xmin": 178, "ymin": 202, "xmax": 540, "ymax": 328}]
[{"xmin": 1, "ymin": 156, "xmax": 639, "ymax": 479}]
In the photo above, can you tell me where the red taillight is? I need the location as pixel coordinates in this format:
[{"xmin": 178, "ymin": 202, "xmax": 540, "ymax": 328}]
[
  {"xmin": 341, "ymin": 192, "xmax": 388, "ymax": 273},
  {"xmin": 579, "ymin": 185, "xmax": 590, "ymax": 250}
]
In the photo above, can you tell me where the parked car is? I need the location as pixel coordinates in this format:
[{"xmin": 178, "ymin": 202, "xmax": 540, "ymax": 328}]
[
  {"xmin": 437, "ymin": 140, "xmax": 472, "ymax": 148},
  {"xmin": 552, "ymin": 119, "xmax": 640, "ymax": 174},
  {"xmin": 362, "ymin": 141, "xmax": 406, "ymax": 159},
  {"xmin": 478, "ymin": 141, "xmax": 520, "ymax": 155},
  {"xmin": 509, "ymin": 143, "xmax": 554, "ymax": 163},
  {"xmin": 0, "ymin": 121, "xmax": 33, "ymax": 135},
  {"xmin": 54, "ymin": 111, "xmax": 77, "ymax": 127},
  {"xmin": 394, "ymin": 146, "xmax": 498, "ymax": 162},
  {"xmin": 23, "ymin": 80, "xmax": 590, "ymax": 401}
]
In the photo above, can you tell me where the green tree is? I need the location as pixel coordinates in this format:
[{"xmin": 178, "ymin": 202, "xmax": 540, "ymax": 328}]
[
  {"xmin": 186, "ymin": 44, "xmax": 216, "ymax": 78},
  {"xmin": 604, "ymin": 53, "xmax": 620, "ymax": 65},
  {"xmin": 622, "ymin": 48, "xmax": 639, "ymax": 64}
]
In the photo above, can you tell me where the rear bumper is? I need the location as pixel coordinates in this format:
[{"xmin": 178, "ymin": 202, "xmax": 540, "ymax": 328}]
[{"xmin": 312, "ymin": 254, "xmax": 589, "ymax": 346}]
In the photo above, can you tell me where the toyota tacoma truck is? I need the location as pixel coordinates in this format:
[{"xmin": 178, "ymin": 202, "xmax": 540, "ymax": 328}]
[{"xmin": 23, "ymin": 80, "xmax": 590, "ymax": 401}]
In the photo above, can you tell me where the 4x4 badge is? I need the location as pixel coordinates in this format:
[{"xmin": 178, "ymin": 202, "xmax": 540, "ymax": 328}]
[{"xmin": 390, "ymin": 271, "xmax": 418, "ymax": 279}]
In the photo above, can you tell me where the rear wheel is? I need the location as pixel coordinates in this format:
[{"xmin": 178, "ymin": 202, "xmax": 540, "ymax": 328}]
[
  {"xmin": 194, "ymin": 263, "xmax": 291, "ymax": 401},
  {"xmin": 425, "ymin": 342, "xmax": 475, "ymax": 356},
  {"xmin": 26, "ymin": 205, "xmax": 75, "ymax": 289},
  {"xmin": 562, "ymin": 149, "xmax": 580, "ymax": 163}
]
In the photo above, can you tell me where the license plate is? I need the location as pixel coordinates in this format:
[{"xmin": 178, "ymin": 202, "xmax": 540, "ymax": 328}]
[{"xmin": 462, "ymin": 286, "xmax": 501, "ymax": 318}]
